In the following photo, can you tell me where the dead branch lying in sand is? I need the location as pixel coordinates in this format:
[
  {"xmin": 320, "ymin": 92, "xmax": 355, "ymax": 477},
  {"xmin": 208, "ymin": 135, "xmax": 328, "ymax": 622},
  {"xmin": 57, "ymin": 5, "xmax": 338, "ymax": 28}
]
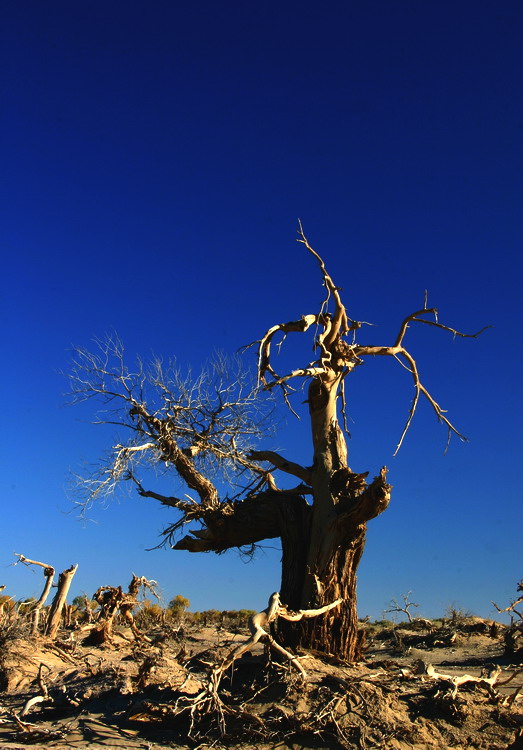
[
  {"xmin": 414, "ymin": 659, "xmax": 502, "ymax": 699},
  {"xmin": 11, "ymin": 714, "xmax": 69, "ymax": 744}
]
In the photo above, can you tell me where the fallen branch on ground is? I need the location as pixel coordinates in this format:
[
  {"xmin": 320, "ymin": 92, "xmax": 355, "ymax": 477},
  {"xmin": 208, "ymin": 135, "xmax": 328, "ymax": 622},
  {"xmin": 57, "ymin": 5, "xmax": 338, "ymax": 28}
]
[{"xmin": 415, "ymin": 660, "xmax": 502, "ymax": 699}]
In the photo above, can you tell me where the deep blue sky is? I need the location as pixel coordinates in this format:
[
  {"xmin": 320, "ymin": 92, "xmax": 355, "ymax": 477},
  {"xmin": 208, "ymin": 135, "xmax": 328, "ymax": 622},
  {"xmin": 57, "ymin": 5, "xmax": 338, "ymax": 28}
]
[{"xmin": 2, "ymin": 1, "xmax": 521, "ymax": 620}]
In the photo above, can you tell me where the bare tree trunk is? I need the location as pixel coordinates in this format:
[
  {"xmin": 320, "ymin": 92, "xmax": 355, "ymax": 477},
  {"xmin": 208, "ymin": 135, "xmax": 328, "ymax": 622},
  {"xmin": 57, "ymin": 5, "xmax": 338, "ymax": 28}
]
[
  {"xmin": 45, "ymin": 564, "xmax": 78, "ymax": 639},
  {"xmin": 276, "ymin": 380, "xmax": 390, "ymax": 661},
  {"xmin": 63, "ymin": 603, "xmax": 73, "ymax": 628},
  {"xmin": 14, "ymin": 556, "xmax": 55, "ymax": 635},
  {"xmin": 277, "ymin": 526, "xmax": 367, "ymax": 660},
  {"xmin": 96, "ymin": 608, "xmax": 119, "ymax": 644},
  {"xmin": 32, "ymin": 567, "xmax": 55, "ymax": 634},
  {"xmin": 89, "ymin": 586, "xmax": 123, "ymax": 645}
]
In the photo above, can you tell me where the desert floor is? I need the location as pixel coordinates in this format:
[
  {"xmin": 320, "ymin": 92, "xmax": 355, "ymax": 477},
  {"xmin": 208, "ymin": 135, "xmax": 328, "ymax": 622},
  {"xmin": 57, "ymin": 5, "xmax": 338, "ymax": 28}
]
[{"xmin": 0, "ymin": 617, "xmax": 522, "ymax": 749}]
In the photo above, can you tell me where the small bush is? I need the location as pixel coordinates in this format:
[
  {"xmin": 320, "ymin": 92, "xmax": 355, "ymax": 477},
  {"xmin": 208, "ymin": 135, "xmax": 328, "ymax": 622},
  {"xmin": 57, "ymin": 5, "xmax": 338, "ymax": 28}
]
[
  {"xmin": 372, "ymin": 619, "xmax": 395, "ymax": 628},
  {"xmin": 0, "ymin": 613, "xmax": 32, "ymax": 651}
]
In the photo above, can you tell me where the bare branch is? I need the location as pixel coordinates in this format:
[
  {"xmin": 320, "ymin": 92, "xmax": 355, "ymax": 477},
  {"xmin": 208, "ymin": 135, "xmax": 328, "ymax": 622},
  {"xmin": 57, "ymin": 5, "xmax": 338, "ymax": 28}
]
[
  {"xmin": 248, "ymin": 450, "xmax": 313, "ymax": 485},
  {"xmin": 393, "ymin": 307, "xmax": 491, "ymax": 348},
  {"xmin": 278, "ymin": 597, "xmax": 344, "ymax": 622},
  {"xmin": 130, "ymin": 476, "xmax": 197, "ymax": 512},
  {"xmin": 354, "ymin": 308, "xmax": 486, "ymax": 452},
  {"xmin": 493, "ymin": 580, "xmax": 523, "ymax": 622},
  {"xmin": 255, "ymin": 314, "xmax": 319, "ymax": 387},
  {"xmin": 297, "ymin": 222, "xmax": 353, "ymax": 344},
  {"xmin": 14, "ymin": 554, "xmax": 54, "ymax": 574},
  {"xmin": 393, "ymin": 348, "xmax": 466, "ymax": 455}
]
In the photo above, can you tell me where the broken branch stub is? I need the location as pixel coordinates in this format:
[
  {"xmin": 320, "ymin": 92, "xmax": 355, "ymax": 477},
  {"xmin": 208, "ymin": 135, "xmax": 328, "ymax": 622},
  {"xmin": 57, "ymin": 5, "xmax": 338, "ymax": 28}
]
[{"xmin": 45, "ymin": 564, "xmax": 78, "ymax": 639}]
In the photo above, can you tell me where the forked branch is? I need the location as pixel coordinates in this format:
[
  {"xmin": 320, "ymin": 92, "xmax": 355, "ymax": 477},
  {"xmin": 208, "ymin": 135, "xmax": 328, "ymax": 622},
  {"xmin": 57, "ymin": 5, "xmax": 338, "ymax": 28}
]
[
  {"xmin": 355, "ymin": 308, "xmax": 490, "ymax": 453},
  {"xmin": 297, "ymin": 221, "xmax": 350, "ymax": 344},
  {"xmin": 253, "ymin": 226, "xmax": 488, "ymax": 452}
]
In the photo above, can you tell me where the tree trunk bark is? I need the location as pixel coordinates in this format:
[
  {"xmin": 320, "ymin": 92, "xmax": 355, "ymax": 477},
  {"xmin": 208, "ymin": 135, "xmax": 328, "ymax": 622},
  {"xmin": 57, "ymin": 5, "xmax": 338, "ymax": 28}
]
[
  {"xmin": 275, "ymin": 379, "xmax": 391, "ymax": 661},
  {"xmin": 32, "ymin": 568, "xmax": 54, "ymax": 635},
  {"xmin": 45, "ymin": 564, "xmax": 78, "ymax": 639},
  {"xmin": 277, "ymin": 525, "xmax": 367, "ymax": 660},
  {"xmin": 172, "ymin": 377, "xmax": 390, "ymax": 660}
]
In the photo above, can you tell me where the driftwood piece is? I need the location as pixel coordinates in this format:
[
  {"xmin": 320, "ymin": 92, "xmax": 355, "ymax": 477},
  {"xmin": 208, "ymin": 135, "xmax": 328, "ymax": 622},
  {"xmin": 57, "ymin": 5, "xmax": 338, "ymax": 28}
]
[
  {"xmin": 12, "ymin": 713, "xmax": 68, "ymax": 743},
  {"xmin": 20, "ymin": 663, "xmax": 51, "ymax": 716}
]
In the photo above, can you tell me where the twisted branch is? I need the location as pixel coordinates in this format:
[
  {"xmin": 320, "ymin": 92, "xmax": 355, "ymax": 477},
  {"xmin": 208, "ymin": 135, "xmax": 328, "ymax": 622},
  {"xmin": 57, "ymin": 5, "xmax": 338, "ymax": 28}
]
[{"xmin": 252, "ymin": 227, "xmax": 489, "ymax": 451}]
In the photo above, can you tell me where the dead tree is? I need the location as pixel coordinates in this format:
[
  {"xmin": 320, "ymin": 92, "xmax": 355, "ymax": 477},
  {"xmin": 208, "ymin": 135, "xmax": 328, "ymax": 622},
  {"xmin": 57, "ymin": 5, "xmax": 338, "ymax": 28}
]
[
  {"xmin": 45, "ymin": 564, "xmax": 78, "ymax": 639},
  {"xmin": 14, "ymin": 555, "xmax": 55, "ymax": 635},
  {"xmin": 385, "ymin": 591, "xmax": 420, "ymax": 624},
  {"xmin": 90, "ymin": 574, "xmax": 159, "ymax": 644},
  {"xmin": 69, "ymin": 227, "xmax": 487, "ymax": 659},
  {"xmin": 90, "ymin": 586, "xmax": 122, "ymax": 644},
  {"xmin": 14, "ymin": 556, "xmax": 78, "ymax": 639}
]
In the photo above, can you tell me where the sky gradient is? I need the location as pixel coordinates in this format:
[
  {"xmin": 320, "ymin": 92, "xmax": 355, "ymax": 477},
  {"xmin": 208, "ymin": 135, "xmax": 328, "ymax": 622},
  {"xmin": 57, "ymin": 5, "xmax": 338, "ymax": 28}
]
[{"xmin": 2, "ymin": 1, "xmax": 522, "ymax": 620}]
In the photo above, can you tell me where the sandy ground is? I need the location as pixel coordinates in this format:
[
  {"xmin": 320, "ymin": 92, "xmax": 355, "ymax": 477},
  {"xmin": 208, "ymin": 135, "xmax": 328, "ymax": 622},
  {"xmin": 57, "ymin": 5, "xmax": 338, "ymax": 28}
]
[{"xmin": 0, "ymin": 619, "xmax": 521, "ymax": 749}]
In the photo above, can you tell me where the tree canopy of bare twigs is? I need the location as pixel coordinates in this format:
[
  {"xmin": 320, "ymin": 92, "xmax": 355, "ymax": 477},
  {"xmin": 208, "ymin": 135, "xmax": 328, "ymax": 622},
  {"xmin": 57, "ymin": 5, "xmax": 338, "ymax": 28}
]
[{"xmin": 68, "ymin": 349, "xmax": 276, "ymax": 540}]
